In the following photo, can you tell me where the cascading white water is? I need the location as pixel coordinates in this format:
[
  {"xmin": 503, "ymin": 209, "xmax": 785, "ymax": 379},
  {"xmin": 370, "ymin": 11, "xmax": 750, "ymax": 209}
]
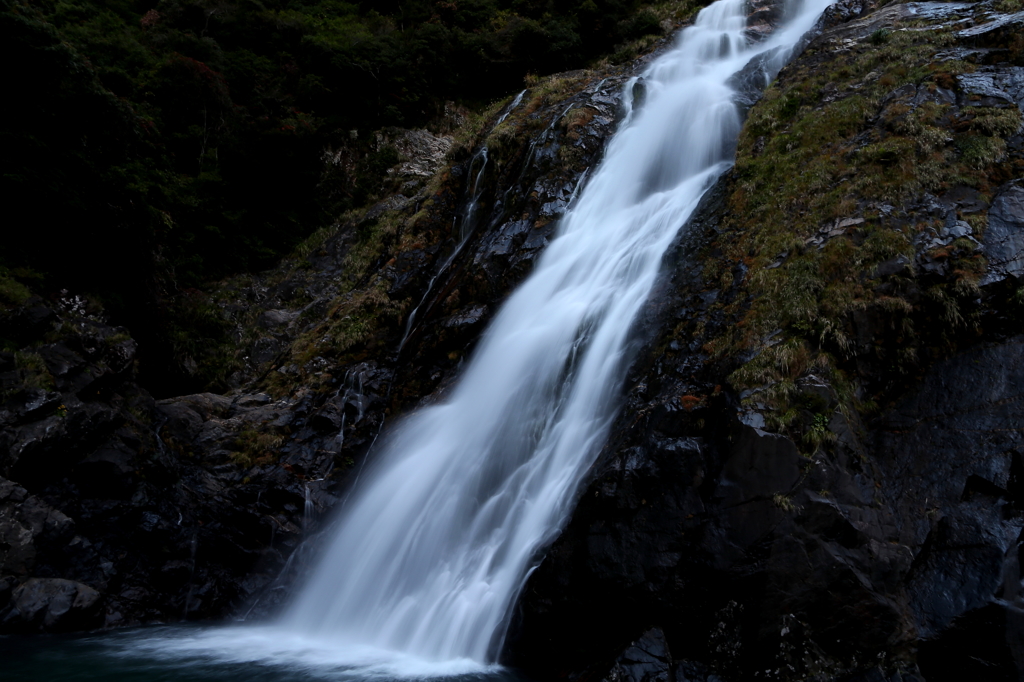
[
  {"xmin": 276, "ymin": 0, "xmax": 831, "ymax": 670},
  {"xmin": 103, "ymin": 0, "xmax": 832, "ymax": 677},
  {"xmin": 284, "ymin": 0, "xmax": 830, "ymax": 664}
]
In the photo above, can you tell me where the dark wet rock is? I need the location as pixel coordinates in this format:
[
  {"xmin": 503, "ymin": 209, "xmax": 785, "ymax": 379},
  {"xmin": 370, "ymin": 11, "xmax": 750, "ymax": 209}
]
[
  {"xmin": 3, "ymin": 389, "xmax": 62, "ymax": 425},
  {"xmin": 717, "ymin": 425, "xmax": 802, "ymax": 507},
  {"xmin": 957, "ymin": 68, "xmax": 1024, "ymax": 110},
  {"xmin": 194, "ymin": 417, "xmax": 243, "ymax": 450},
  {"xmin": 3, "ymin": 578, "xmax": 101, "ymax": 632},
  {"xmin": 310, "ymin": 401, "xmax": 344, "ymax": 433},
  {"xmin": 511, "ymin": 279, "xmax": 1021, "ymax": 680},
  {"xmin": 877, "ymin": 338, "xmax": 1024, "ymax": 678},
  {"xmin": 365, "ymin": 193, "xmax": 413, "ymax": 221},
  {"xmin": 444, "ymin": 305, "xmax": 488, "ymax": 328},
  {"xmin": 250, "ymin": 336, "xmax": 282, "ymax": 367},
  {"xmin": 166, "ymin": 392, "xmax": 233, "ymax": 420},
  {"xmin": 957, "ymin": 10, "xmax": 1024, "ymax": 40},
  {"xmin": 257, "ymin": 309, "xmax": 299, "ymax": 330},
  {"xmin": 632, "ymin": 78, "xmax": 648, "ymax": 112},
  {"xmin": 0, "ymin": 477, "xmax": 75, "ymax": 579},
  {"xmin": 816, "ymin": 0, "xmax": 876, "ymax": 31},
  {"xmin": 746, "ymin": 0, "xmax": 786, "ymax": 42},
  {"xmin": 389, "ymin": 248, "xmax": 431, "ymax": 295},
  {"xmin": 980, "ymin": 182, "xmax": 1024, "ymax": 285},
  {"xmin": 0, "ymin": 304, "xmax": 318, "ymax": 632},
  {"xmin": 75, "ymin": 436, "xmax": 141, "ymax": 500},
  {"xmin": 156, "ymin": 400, "xmax": 205, "ymax": 442},
  {"xmin": 675, "ymin": 660, "xmax": 723, "ymax": 682},
  {"xmin": 603, "ymin": 628, "xmax": 673, "ymax": 682},
  {"xmin": 380, "ymin": 128, "xmax": 453, "ymax": 179},
  {"xmin": 234, "ymin": 393, "xmax": 271, "ymax": 410},
  {"xmin": 917, "ymin": 602, "xmax": 1024, "ymax": 680}
]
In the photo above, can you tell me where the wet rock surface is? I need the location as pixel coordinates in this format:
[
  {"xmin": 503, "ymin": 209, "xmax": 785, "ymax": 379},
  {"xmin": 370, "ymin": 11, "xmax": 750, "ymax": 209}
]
[
  {"xmin": 1, "ymin": 1, "xmax": 1021, "ymax": 680},
  {"xmin": 0, "ymin": 14, "xmax": 672, "ymax": 633},
  {"xmin": 5, "ymin": 578, "xmax": 101, "ymax": 631},
  {"xmin": 982, "ymin": 181, "xmax": 1024, "ymax": 284},
  {"xmin": 0, "ymin": 308, "xmax": 322, "ymax": 631},
  {"xmin": 510, "ymin": 225, "xmax": 1023, "ymax": 680},
  {"xmin": 602, "ymin": 628, "xmax": 675, "ymax": 682},
  {"xmin": 508, "ymin": 2, "xmax": 1024, "ymax": 680}
]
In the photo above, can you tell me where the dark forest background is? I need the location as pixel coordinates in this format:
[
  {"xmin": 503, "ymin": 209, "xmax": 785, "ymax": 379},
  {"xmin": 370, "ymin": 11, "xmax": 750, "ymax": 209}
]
[{"xmin": 1, "ymin": 0, "xmax": 668, "ymax": 394}]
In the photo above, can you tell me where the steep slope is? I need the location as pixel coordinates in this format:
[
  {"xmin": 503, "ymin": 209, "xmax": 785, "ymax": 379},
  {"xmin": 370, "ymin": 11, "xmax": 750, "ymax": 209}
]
[
  {"xmin": 508, "ymin": 1, "xmax": 1024, "ymax": 680},
  {"xmin": 0, "ymin": 10, "xmax": 702, "ymax": 631},
  {"xmin": 2, "ymin": 1, "xmax": 1021, "ymax": 680}
]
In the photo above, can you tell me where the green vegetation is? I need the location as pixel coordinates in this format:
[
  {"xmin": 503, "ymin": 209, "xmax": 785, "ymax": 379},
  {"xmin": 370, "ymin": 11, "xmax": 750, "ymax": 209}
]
[
  {"xmin": 164, "ymin": 290, "xmax": 241, "ymax": 392},
  {"xmin": 4, "ymin": 351, "xmax": 57, "ymax": 399},
  {"xmin": 0, "ymin": 269, "xmax": 32, "ymax": 308},
  {"xmin": 868, "ymin": 28, "xmax": 890, "ymax": 46},
  {"xmin": 2, "ymin": 0, "xmax": 687, "ymax": 395},
  {"xmin": 699, "ymin": 19, "xmax": 1023, "ymax": 449},
  {"xmin": 232, "ymin": 427, "xmax": 285, "ymax": 468}
]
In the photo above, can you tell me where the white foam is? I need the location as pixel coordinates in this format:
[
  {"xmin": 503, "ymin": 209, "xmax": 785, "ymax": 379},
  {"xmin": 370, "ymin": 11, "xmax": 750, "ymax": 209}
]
[
  {"xmin": 281, "ymin": 0, "xmax": 834, "ymax": 667},
  {"xmin": 108, "ymin": 0, "xmax": 835, "ymax": 675},
  {"xmin": 106, "ymin": 625, "xmax": 499, "ymax": 679}
]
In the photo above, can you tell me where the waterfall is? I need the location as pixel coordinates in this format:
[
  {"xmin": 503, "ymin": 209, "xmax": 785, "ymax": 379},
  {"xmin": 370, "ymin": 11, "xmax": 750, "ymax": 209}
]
[
  {"xmin": 107, "ymin": 0, "xmax": 833, "ymax": 675},
  {"xmin": 280, "ymin": 0, "xmax": 832, "ymax": 667},
  {"xmin": 398, "ymin": 145, "xmax": 490, "ymax": 352},
  {"xmin": 495, "ymin": 89, "xmax": 527, "ymax": 128}
]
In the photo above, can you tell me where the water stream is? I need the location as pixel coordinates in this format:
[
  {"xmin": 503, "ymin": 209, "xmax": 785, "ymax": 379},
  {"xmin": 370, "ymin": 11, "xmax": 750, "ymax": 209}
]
[
  {"xmin": 6, "ymin": 0, "xmax": 832, "ymax": 678},
  {"xmin": 283, "ymin": 0, "xmax": 831, "ymax": 667},
  {"xmin": 397, "ymin": 144, "xmax": 488, "ymax": 352}
]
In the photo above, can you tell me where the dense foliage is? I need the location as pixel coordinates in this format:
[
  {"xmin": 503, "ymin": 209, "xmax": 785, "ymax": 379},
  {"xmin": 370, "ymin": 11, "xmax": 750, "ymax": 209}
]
[{"xmin": 1, "ymin": 0, "xmax": 667, "ymax": 393}]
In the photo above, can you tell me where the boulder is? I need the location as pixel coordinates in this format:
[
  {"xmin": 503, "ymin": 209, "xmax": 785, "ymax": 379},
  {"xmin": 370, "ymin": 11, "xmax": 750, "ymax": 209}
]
[
  {"xmin": 385, "ymin": 128, "xmax": 454, "ymax": 178},
  {"xmin": 0, "ymin": 477, "xmax": 75, "ymax": 578},
  {"xmin": 603, "ymin": 628, "xmax": 674, "ymax": 682},
  {"xmin": 4, "ymin": 578, "xmax": 101, "ymax": 631},
  {"xmin": 257, "ymin": 309, "xmax": 298, "ymax": 330}
]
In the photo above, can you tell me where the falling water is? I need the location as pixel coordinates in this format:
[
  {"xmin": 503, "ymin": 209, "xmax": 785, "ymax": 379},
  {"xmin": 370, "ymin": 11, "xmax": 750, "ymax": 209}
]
[
  {"xmin": 460, "ymin": 147, "xmax": 490, "ymax": 241},
  {"xmin": 495, "ymin": 89, "xmax": 527, "ymax": 128},
  {"xmin": 398, "ymin": 83, "xmax": 530, "ymax": 352},
  {"xmin": 282, "ymin": 0, "xmax": 832, "ymax": 667},
  {"xmin": 303, "ymin": 484, "xmax": 314, "ymax": 534},
  {"xmin": 108, "ymin": 0, "xmax": 833, "ymax": 676},
  {"xmin": 398, "ymin": 145, "xmax": 490, "ymax": 351}
]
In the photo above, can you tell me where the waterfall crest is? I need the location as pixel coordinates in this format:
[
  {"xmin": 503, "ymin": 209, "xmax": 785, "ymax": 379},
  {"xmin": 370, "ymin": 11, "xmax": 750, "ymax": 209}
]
[{"xmin": 283, "ymin": 0, "xmax": 832, "ymax": 667}]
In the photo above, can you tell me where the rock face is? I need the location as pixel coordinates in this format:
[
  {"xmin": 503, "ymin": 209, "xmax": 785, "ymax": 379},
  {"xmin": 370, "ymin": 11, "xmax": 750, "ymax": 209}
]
[
  {"xmin": 385, "ymin": 128, "xmax": 455, "ymax": 179},
  {"xmin": 507, "ymin": 3, "xmax": 1024, "ymax": 681},
  {"xmin": 512, "ymin": 335, "xmax": 1023, "ymax": 679},
  {"xmin": 982, "ymin": 181, "xmax": 1024, "ymax": 285},
  {"xmin": 0, "ymin": 308, "xmax": 325, "ymax": 631},
  {"xmin": 603, "ymin": 628, "xmax": 675, "ymax": 682},
  {"xmin": 1, "ymin": 3, "xmax": 1021, "ymax": 681},
  {"xmin": 0, "ymin": 12, "xmax": 681, "ymax": 633},
  {"xmin": 5, "ymin": 578, "xmax": 101, "ymax": 631}
]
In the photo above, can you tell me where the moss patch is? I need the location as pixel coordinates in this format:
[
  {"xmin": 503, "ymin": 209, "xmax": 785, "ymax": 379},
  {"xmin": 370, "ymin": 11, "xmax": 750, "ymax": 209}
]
[{"xmin": 697, "ymin": 14, "xmax": 1020, "ymax": 448}]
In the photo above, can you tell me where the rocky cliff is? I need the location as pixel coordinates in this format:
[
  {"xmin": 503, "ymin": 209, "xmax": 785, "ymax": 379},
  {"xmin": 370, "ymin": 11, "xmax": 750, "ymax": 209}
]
[
  {"xmin": 0, "ymin": 11, "xmax": 684, "ymax": 632},
  {"xmin": 507, "ymin": 1, "xmax": 1024, "ymax": 680},
  {"xmin": 2, "ymin": 0, "xmax": 1022, "ymax": 680}
]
